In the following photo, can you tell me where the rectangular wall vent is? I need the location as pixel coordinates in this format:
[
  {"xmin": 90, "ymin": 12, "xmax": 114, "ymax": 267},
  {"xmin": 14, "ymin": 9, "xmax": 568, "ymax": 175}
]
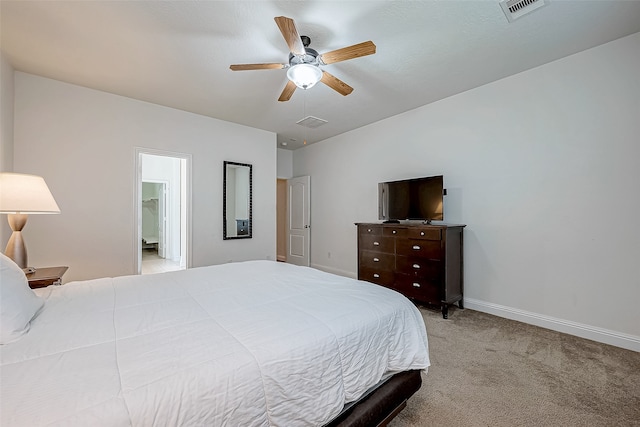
[
  {"xmin": 500, "ymin": 0, "xmax": 547, "ymax": 22},
  {"xmin": 296, "ymin": 116, "xmax": 328, "ymax": 129}
]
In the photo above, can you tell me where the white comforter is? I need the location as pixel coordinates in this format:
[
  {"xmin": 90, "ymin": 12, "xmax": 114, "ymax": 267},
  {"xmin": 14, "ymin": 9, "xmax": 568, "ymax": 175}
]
[{"xmin": 1, "ymin": 260, "xmax": 429, "ymax": 426}]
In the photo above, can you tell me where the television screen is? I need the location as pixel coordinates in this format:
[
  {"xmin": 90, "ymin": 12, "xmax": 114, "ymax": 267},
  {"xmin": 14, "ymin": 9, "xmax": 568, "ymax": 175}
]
[{"xmin": 378, "ymin": 175, "xmax": 444, "ymax": 222}]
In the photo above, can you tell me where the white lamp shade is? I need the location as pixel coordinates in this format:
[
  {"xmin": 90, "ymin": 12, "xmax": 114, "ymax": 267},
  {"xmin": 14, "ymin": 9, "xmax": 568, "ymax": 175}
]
[
  {"xmin": 0, "ymin": 173, "xmax": 60, "ymax": 214},
  {"xmin": 287, "ymin": 64, "xmax": 323, "ymax": 90}
]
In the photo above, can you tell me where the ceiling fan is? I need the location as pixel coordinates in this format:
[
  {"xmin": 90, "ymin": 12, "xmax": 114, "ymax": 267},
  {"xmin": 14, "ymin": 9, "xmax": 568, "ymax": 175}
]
[{"xmin": 230, "ymin": 16, "xmax": 376, "ymax": 102}]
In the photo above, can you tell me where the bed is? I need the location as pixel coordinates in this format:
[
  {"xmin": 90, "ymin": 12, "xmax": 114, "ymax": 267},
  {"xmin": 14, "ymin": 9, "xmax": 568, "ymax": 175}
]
[{"xmin": 0, "ymin": 256, "xmax": 429, "ymax": 426}]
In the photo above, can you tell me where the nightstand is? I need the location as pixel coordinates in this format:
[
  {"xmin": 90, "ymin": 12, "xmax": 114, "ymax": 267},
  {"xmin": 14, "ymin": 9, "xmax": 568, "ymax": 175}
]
[{"xmin": 26, "ymin": 266, "xmax": 69, "ymax": 289}]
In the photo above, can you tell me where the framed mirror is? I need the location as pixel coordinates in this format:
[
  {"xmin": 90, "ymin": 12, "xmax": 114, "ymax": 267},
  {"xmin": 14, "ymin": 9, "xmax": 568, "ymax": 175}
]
[{"xmin": 223, "ymin": 161, "xmax": 252, "ymax": 240}]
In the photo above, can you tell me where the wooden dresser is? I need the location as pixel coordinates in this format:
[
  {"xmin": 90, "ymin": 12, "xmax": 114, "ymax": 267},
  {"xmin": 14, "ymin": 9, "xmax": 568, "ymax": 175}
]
[{"xmin": 356, "ymin": 222, "xmax": 465, "ymax": 318}]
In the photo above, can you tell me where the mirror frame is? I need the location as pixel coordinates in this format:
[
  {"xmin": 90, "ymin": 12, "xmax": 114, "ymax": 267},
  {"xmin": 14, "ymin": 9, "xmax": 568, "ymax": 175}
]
[{"xmin": 223, "ymin": 161, "xmax": 253, "ymax": 240}]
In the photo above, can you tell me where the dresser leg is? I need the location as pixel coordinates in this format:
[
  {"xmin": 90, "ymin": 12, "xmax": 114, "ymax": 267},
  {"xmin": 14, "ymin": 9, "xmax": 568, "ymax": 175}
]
[
  {"xmin": 458, "ymin": 299, "xmax": 464, "ymax": 310},
  {"xmin": 441, "ymin": 304, "xmax": 448, "ymax": 319}
]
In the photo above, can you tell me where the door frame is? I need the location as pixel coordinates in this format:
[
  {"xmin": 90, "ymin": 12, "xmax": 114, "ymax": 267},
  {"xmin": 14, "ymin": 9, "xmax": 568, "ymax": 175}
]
[
  {"xmin": 134, "ymin": 147, "xmax": 192, "ymax": 274},
  {"xmin": 276, "ymin": 178, "xmax": 288, "ymax": 262}
]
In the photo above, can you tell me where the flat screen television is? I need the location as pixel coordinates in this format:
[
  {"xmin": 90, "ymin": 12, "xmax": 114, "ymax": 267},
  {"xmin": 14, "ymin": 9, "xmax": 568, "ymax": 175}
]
[{"xmin": 378, "ymin": 175, "xmax": 444, "ymax": 223}]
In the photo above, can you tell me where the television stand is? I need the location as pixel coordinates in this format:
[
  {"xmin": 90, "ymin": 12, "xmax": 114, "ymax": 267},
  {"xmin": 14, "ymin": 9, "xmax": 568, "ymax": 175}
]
[{"xmin": 383, "ymin": 219, "xmax": 400, "ymax": 224}]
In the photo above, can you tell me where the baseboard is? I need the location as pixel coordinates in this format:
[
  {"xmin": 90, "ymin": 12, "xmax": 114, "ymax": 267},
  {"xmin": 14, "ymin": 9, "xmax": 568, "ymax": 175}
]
[
  {"xmin": 310, "ymin": 263, "xmax": 357, "ymax": 279},
  {"xmin": 464, "ymin": 298, "xmax": 640, "ymax": 352}
]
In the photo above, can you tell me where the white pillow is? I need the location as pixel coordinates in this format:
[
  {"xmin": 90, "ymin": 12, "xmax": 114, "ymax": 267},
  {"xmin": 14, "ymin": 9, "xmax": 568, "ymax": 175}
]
[{"xmin": 0, "ymin": 253, "xmax": 44, "ymax": 344}]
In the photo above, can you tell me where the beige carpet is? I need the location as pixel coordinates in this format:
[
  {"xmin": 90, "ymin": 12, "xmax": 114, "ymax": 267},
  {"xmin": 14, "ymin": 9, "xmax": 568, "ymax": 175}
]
[{"xmin": 391, "ymin": 307, "xmax": 640, "ymax": 427}]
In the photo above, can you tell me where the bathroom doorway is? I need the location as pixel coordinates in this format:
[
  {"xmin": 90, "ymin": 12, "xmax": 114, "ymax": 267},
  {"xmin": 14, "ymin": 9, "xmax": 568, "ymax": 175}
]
[{"xmin": 135, "ymin": 149, "xmax": 191, "ymax": 274}]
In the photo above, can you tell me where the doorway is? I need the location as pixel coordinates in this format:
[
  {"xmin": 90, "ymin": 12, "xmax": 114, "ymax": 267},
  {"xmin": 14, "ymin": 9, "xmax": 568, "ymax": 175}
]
[
  {"xmin": 276, "ymin": 179, "xmax": 287, "ymax": 262},
  {"xmin": 142, "ymin": 181, "xmax": 167, "ymax": 260},
  {"xmin": 135, "ymin": 149, "xmax": 191, "ymax": 275}
]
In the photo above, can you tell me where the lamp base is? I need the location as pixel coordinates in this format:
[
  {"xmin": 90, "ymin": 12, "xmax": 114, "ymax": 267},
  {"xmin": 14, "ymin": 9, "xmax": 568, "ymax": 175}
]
[{"xmin": 5, "ymin": 214, "xmax": 28, "ymax": 269}]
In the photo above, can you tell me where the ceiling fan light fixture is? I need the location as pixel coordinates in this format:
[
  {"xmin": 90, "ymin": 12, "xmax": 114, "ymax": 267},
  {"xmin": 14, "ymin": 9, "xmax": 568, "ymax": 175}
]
[{"xmin": 287, "ymin": 64, "xmax": 322, "ymax": 89}]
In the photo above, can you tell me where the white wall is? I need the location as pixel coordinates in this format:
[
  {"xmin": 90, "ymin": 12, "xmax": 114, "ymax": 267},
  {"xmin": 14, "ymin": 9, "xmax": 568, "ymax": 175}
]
[
  {"xmin": 277, "ymin": 148, "xmax": 293, "ymax": 179},
  {"xmin": 13, "ymin": 72, "xmax": 277, "ymax": 282},
  {"xmin": 0, "ymin": 53, "xmax": 13, "ymax": 173},
  {"xmin": 293, "ymin": 33, "xmax": 640, "ymax": 350},
  {"xmin": 0, "ymin": 53, "xmax": 15, "ymax": 245}
]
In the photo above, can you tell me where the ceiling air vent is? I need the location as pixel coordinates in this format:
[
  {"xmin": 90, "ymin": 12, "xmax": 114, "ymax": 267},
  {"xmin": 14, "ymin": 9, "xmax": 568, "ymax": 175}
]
[
  {"xmin": 296, "ymin": 116, "xmax": 328, "ymax": 129},
  {"xmin": 500, "ymin": 0, "xmax": 548, "ymax": 22}
]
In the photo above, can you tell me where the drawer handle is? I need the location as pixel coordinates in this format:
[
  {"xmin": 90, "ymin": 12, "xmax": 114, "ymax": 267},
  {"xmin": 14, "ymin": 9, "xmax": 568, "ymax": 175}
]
[
  {"xmin": 373, "ymin": 241, "xmax": 380, "ymax": 246},
  {"xmin": 373, "ymin": 257, "xmax": 380, "ymax": 262},
  {"xmin": 373, "ymin": 273, "xmax": 380, "ymax": 278},
  {"xmin": 412, "ymin": 245, "xmax": 421, "ymax": 250},
  {"xmin": 412, "ymin": 283, "xmax": 421, "ymax": 288},
  {"xmin": 367, "ymin": 228, "xmax": 372, "ymax": 233},
  {"xmin": 412, "ymin": 264, "xmax": 420, "ymax": 269},
  {"xmin": 392, "ymin": 230, "xmax": 397, "ymax": 234},
  {"xmin": 420, "ymin": 231, "xmax": 425, "ymax": 236}
]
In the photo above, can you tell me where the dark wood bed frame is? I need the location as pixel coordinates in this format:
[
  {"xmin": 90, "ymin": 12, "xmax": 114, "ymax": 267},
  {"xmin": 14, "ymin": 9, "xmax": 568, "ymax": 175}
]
[{"xmin": 325, "ymin": 370, "xmax": 423, "ymax": 427}]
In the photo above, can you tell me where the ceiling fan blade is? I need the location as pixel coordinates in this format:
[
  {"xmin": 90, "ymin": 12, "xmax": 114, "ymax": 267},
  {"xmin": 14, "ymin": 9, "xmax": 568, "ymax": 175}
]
[
  {"xmin": 229, "ymin": 63, "xmax": 285, "ymax": 71},
  {"xmin": 321, "ymin": 71, "xmax": 353, "ymax": 96},
  {"xmin": 278, "ymin": 80, "xmax": 297, "ymax": 102},
  {"xmin": 320, "ymin": 41, "xmax": 376, "ymax": 65},
  {"xmin": 274, "ymin": 16, "xmax": 305, "ymax": 56}
]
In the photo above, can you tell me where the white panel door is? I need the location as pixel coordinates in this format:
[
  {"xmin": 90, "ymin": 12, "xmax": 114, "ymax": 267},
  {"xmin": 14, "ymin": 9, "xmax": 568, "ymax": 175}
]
[{"xmin": 287, "ymin": 176, "xmax": 310, "ymax": 266}]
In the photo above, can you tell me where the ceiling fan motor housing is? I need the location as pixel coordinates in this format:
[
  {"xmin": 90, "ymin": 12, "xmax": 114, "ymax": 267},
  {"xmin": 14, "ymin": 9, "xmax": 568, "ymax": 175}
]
[{"xmin": 289, "ymin": 36, "xmax": 320, "ymax": 66}]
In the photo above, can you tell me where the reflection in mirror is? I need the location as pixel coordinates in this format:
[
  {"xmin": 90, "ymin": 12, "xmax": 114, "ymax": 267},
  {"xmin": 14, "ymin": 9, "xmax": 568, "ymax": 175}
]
[{"xmin": 223, "ymin": 161, "xmax": 252, "ymax": 239}]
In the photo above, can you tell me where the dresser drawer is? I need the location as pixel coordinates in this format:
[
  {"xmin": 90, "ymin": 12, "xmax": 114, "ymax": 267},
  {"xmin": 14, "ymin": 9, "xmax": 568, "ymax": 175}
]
[
  {"xmin": 383, "ymin": 227, "xmax": 407, "ymax": 238},
  {"xmin": 359, "ymin": 268, "xmax": 395, "ymax": 287},
  {"xmin": 359, "ymin": 234, "xmax": 394, "ymax": 253},
  {"xmin": 359, "ymin": 250, "xmax": 395, "ymax": 271},
  {"xmin": 396, "ymin": 256, "xmax": 441, "ymax": 279},
  {"xmin": 396, "ymin": 239, "xmax": 442, "ymax": 260},
  {"xmin": 358, "ymin": 225, "xmax": 382, "ymax": 236},
  {"xmin": 395, "ymin": 274, "xmax": 440, "ymax": 303},
  {"xmin": 406, "ymin": 228, "xmax": 441, "ymax": 241}
]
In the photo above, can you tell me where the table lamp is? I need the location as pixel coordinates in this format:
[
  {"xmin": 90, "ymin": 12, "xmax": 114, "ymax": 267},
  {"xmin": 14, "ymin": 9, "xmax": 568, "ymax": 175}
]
[{"xmin": 0, "ymin": 173, "xmax": 60, "ymax": 271}]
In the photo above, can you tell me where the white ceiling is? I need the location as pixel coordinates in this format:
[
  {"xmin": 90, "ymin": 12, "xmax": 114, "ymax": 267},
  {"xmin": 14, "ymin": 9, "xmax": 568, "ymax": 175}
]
[{"xmin": 2, "ymin": 1, "xmax": 639, "ymax": 150}]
